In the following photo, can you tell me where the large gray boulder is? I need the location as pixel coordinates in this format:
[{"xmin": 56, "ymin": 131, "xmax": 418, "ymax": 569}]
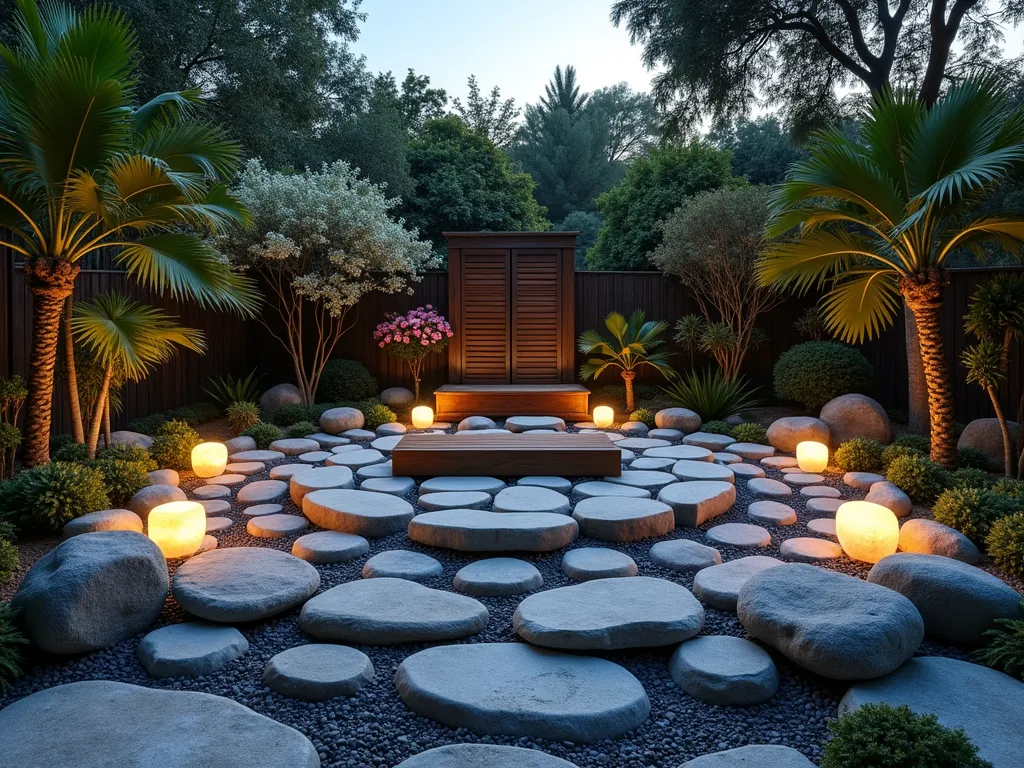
[
  {"xmin": 867, "ymin": 553, "xmax": 1022, "ymax": 645},
  {"xmin": 819, "ymin": 393, "xmax": 893, "ymax": 446},
  {"xmin": 958, "ymin": 417, "xmax": 1021, "ymax": 472},
  {"xmin": 379, "ymin": 387, "xmax": 415, "ymax": 409},
  {"xmin": 395, "ymin": 745, "xmax": 580, "ymax": 768},
  {"xmin": 319, "ymin": 406, "xmax": 365, "ymax": 434},
  {"xmin": 127, "ymin": 484, "xmax": 187, "ymax": 523},
  {"xmin": 259, "ymin": 383, "xmax": 303, "ymax": 417},
  {"xmin": 62, "ymin": 508, "xmax": 143, "ymax": 538},
  {"xmin": 108, "ymin": 430, "xmax": 153, "ymax": 449},
  {"xmin": 678, "ymin": 746, "xmax": 813, "ymax": 767},
  {"xmin": 223, "ymin": 435, "xmax": 257, "ymax": 454},
  {"xmin": 898, "ymin": 518, "xmax": 980, "ymax": 564},
  {"xmin": 766, "ymin": 416, "xmax": 830, "ymax": 453},
  {"xmin": 737, "ymin": 563, "xmax": 923, "ymax": 680},
  {"xmin": 12, "ymin": 531, "xmax": 167, "ymax": 654},
  {"xmin": 0, "ymin": 680, "xmax": 320, "ymax": 768}
]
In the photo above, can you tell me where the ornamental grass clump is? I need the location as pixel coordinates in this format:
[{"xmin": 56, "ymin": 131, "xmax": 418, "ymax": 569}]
[
  {"xmin": 834, "ymin": 438, "xmax": 884, "ymax": 472},
  {"xmin": 226, "ymin": 401, "xmax": 261, "ymax": 435},
  {"xmin": 662, "ymin": 369, "xmax": 760, "ymax": 421},
  {"xmin": 374, "ymin": 307, "xmax": 453, "ymax": 401}
]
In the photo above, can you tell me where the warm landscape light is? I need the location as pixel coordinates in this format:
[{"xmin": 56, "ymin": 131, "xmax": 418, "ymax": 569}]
[
  {"xmin": 593, "ymin": 406, "xmax": 615, "ymax": 429},
  {"xmin": 148, "ymin": 501, "xmax": 207, "ymax": 559},
  {"xmin": 191, "ymin": 442, "xmax": 228, "ymax": 478},
  {"xmin": 835, "ymin": 500, "xmax": 899, "ymax": 563},
  {"xmin": 411, "ymin": 405, "xmax": 434, "ymax": 429},
  {"xmin": 796, "ymin": 441, "xmax": 829, "ymax": 473}
]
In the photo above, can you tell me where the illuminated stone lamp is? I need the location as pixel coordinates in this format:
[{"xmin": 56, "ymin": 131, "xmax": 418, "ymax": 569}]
[
  {"xmin": 835, "ymin": 500, "xmax": 899, "ymax": 563},
  {"xmin": 796, "ymin": 440, "xmax": 829, "ymax": 473},
  {"xmin": 191, "ymin": 441, "xmax": 228, "ymax": 478},
  {"xmin": 592, "ymin": 406, "xmax": 615, "ymax": 430},
  {"xmin": 411, "ymin": 406, "xmax": 434, "ymax": 429},
  {"xmin": 148, "ymin": 501, "xmax": 207, "ymax": 559}
]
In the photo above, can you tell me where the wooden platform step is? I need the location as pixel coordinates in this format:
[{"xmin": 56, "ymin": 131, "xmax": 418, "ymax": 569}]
[{"xmin": 433, "ymin": 384, "xmax": 590, "ymax": 422}]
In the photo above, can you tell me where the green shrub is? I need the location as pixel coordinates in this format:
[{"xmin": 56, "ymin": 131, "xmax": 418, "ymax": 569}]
[
  {"xmin": 834, "ymin": 438, "xmax": 884, "ymax": 472},
  {"xmin": 226, "ymin": 400, "xmax": 261, "ymax": 434},
  {"xmin": 881, "ymin": 443, "xmax": 925, "ymax": 470},
  {"xmin": 127, "ymin": 412, "xmax": 168, "ymax": 435},
  {"xmin": 821, "ymin": 703, "xmax": 991, "ymax": 768},
  {"xmin": 242, "ymin": 421, "xmax": 282, "ymax": 449},
  {"xmin": 0, "ymin": 462, "xmax": 109, "ymax": 533},
  {"xmin": 731, "ymin": 422, "xmax": 768, "ymax": 444},
  {"xmin": 149, "ymin": 419, "xmax": 201, "ymax": 471},
  {"xmin": 973, "ymin": 602, "xmax": 1024, "ymax": 679},
  {"xmin": 701, "ymin": 420, "xmax": 734, "ymax": 435},
  {"xmin": 628, "ymin": 408, "xmax": 657, "ymax": 428},
  {"xmin": 0, "ymin": 536, "xmax": 18, "ymax": 585},
  {"xmin": 358, "ymin": 401, "xmax": 396, "ymax": 430},
  {"xmin": 957, "ymin": 445, "xmax": 992, "ymax": 470},
  {"xmin": 662, "ymin": 369, "xmax": 760, "ymax": 420},
  {"xmin": 165, "ymin": 401, "xmax": 221, "ymax": 426},
  {"xmin": 97, "ymin": 444, "xmax": 157, "ymax": 471},
  {"xmin": 885, "ymin": 453, "xmax": 950, "ymax": 505},
  {"xmin": 951, "ymin": 467, "xmax": 992, "ymax": 490},
  {"xmin": 986, "ymin": 514, "xmax": 1024, "ymax": 578},
  {"xmin": 93, "ymin": 458, "xmax": 149, "ymax": 506},
  {"xmin": 933, "ymin": 487, "xmax": 1020, "ymax": 543},
  {"xmin": 51, "ymin": 441, "xmax": 89, "ymax": 463},
  {"xmin": 773, "ymin": 341, "xmax": 873, "ymax": 411},
  {"xmin": 894, "ymin": 433, "xmax": 930, "ymax": 453},
  {"xmin": 284, "ymin": 421, "xmax": 317, "ymax": 439},
  {"xmin": 992, "ymin": 478, "xmax": 1024, "ymax": 502},
  {"xmin": 0, "ymin": 603, "xmax": 27, "ymax": 695},
  {"xmin": 317, "ymin": 359, "xmax": 378, "ymax": 403},
  {"xmin": 271, "ymin": 402, "xmax": 330, "ymax": 427}
]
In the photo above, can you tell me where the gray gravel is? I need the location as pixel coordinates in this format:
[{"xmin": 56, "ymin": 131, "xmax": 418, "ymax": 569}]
[{"xmin": 4, "ymin": 424, "xmax": 1019, "ymax": 768}]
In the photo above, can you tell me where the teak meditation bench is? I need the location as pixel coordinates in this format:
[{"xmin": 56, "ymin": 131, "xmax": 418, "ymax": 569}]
[{"xmin": 392, "ymin": 432, "xmax": 621, "ymax": 478}]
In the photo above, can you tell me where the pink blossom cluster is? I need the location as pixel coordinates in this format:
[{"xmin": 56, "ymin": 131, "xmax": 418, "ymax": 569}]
[{"xmin": 374, "ymin": 305, "xmax": 453, "ymax": 348}]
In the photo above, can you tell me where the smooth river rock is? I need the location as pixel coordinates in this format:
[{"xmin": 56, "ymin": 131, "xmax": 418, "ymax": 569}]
[
  {"xmin": 571, "ymin": 497, "xmax": 675, "ymax": 541},
  {"xmin": 561, "ymin": 548, "xmax": 638, "ymax": 581},
  {"xmin": 136, "ymin": 622, "xmax": 249, "ymax": 678},
  {"xmin": 897, "ymin": 519, "xmax": 981, "ymax": 564},
  {"xmin": 649, "ymin": 539, "xmax": 722, "ymax": 573},
  {"xmin": 657, "ymin": 481, "xmax": 736, "ymax": 527},
  {"xmin": 409, "ymin": 510, "xmax": 578, "ymax": 552},
  {"xmin": 264, "ymin": 644, "xmax": 374, "ymax": 701},
  {"xmin": 669, "ymin": 635, "xmax": 779, "ymax": 706},
  {"xmin": 453, "ymin": 558, "xmax": 544, "ymax": 596},
  {"xmin": 302, "ymin": 489, "xmax": 415, "ymax": 537}
]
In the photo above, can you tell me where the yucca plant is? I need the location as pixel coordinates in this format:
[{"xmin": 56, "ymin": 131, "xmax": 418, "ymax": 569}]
[
  {"xmin": 758, "ymin": 77, "xmax": 1024, "ymax": 468},
  {"xmin": 204, "ymin": 369, "xmax": 262, "ymax": 409},
  {"xmin": 578, "ymin": 310, "xmax": 674, "ymax": 411},
  {"xmin": 661, "ymin": 369, "xmax": 761, "ymax": 421},
  {"xmin": 0, "ymin": 0, "xmax": 259, "ymax": 466}
]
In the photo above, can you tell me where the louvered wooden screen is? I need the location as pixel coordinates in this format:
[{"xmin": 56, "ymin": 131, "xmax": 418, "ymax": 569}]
[
  {"xmin": 511, "ymin": 251, "xmax": 561, "ymax": 383},
  {"xmin": 460, "ymin": 251, "xmax": 511, "ymax": 383}
]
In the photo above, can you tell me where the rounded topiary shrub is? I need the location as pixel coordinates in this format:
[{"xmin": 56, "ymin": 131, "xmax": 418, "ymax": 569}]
[
  {"xmin": 957, "ymin": 445, "xmax": 993, "ymax": 470},
  {"xmin": 992, "ymin": 478, "xmax": 1024, "ymax": 502},
  {"xmin": 951, "ymin": 467, "xmax": 993, "ymax": 490},
  {"xmin": 359, "ymin": 402, "xmax": 397, "ymax": 431},
  {"xmin": 893, "ymin": 433, "xmax": 931, "ymax": 453},
  {"xmin": 986, "ymin": 513, "xmax": 1024, "ymax": 578},
  {"xmin": 834, "ymin": 438, "xmax": 884, "ymax": 472},
  {"xmin": 241, "ymin": 421, "xmax": 282, "ymax": 449},
  {"xmin": 97, "ymin": 444, "xmax": 157, "ymax": 472},
  {"xmin": 731, "ymin": 422, "xmax": 768, "ymax": 444},
  {"xmin": 773, "ymin": 341, "xmax": 874, "ymax": 411},
  {"xmin": 149, "ymin": 419, "xmax": 201, "ymax": 471},
  {"xmin": 629, "ymin": 408, "xmax": 657, "ymax": 428},
  {"xmin": 0, "ymin": 462, "xmax": 110, "ymax": 533},
  {"xmin": 271, "ymin": 403, "xmax": 328, "ymax": 427},
  {"xmin": 701, "ymin": 420, "xmax": 734, "ymax": 435},
  {"xmin": 932, "ymin": 487, "xmax": 1020, "ymax": 543},
  {"xmin": 881, "ymin": 443, "xmax": 925, "ymax": 470},
  {"xmin": 885, "ymin": 453, "xmax": 950, "ymax": 505},
  {"xmin": 94, "ymin": 458, "xmax": 149, "ymax": 506},
  {"xmin": 284, "ymin": 421, "xmax": 317, "ymax": 439},
  {"xmin": 317, "ymin": 359, "xmax": 378, "ymax": 403},
  {"xmin": 821, "ymin": 703, "xmax": 990, "ymax": 768}
]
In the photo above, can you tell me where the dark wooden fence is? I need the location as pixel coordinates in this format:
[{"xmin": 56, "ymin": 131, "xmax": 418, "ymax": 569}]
[{"xmin": 2, "ymin": 255, "xmax": 1022, "ymax": 434}]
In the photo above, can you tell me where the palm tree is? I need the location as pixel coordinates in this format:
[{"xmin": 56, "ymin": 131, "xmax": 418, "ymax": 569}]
[
  {"xmin": 541, "ymin": 65, "xmax": 588, "ymax": 116},
  {"xmin": 72, "ymin": 293, "xmax": 204, "ymax": 458},
  {"xmin": 578, "ymin": 310, "xmax": 674, "ymax": 412},
  {"xmin": 0, "ymin": 0, "xmax": 258, "ymax": 466},
  {"xmin": 758, "ymin": 78, "xmax": 1024, "ymax": 467}
]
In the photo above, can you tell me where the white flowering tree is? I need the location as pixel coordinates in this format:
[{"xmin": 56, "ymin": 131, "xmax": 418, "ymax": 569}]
[{"xmin": 220, "ymin": 160, "xmax": 436, "ymax": 404}]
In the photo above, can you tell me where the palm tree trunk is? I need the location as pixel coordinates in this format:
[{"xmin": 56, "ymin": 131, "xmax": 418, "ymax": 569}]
[
  {"xmin": 904, "ymin": 303, "xmax": 930, "ymax": 435},
  {"xmin": 86, "ymin": 367, "xmax": 113, "ymax": 459},
  {"xmin": 62, "ymin": 296, "xmax": 85, "ymax": 444},
  {"xmin": 901, "ymin": 270, "xmax": 956, "ymax": 468},
  {"xmin": 622, "ymin": 370, "xmax": 636, "ymax": 413},
  {"xmin": 985, "ymin": 386, "xmax": 1014, "ymax": 477},
  {"xmin": 22, "ymin": 259, "xmax": 79, "ymax": 467}
]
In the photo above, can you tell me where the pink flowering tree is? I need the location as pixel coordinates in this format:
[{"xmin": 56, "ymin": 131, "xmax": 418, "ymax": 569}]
[{"xmin": 374, "ymin": 306, "xmax": 453, "ymax": 401}]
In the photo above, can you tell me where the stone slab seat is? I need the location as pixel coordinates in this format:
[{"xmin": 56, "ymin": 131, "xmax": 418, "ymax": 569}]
[
  {"xmin": 408, "ymin": 509, "xmax": 579, "ymax": 552},
  {"xmin": 394, "ymin": 643, "xmax": 650, "ymax": 743}
]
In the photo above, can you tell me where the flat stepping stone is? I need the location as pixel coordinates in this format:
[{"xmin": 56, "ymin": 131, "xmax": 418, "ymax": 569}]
[
  {"xmin": 308, "ymin": 433, "xmax": 350, "ymax": 448},
  {"xmin": 420, "ymin": 476, "xmax": 505, "ymax": 495},
  {"xmin": 844, "ymin": 471, "xmax": 886, "ymax": 490},
  {"xmin": 172, "ymin": 548, "xmax": 320, "ymax": 622},
  {"xmin": 505, "ymin": 415, "xmax": 566, "ymax": 432},
  {"xmin": 657, "ymin": 481, "xmax": 736, "ymax": 527},
  {"xmin": 605, "ymin": 469, "xmax": 677, "ymax": 492},
  {"xmin": 670, "ymin": 635, "xmax": 779, "ymax": 705},
  {"xmin": 395, "ymin": 745, "xmax": 581, "ymax": 768},
  {"xmin": 264, "ymin": 644, "xmax": 374, "ymax": 702},
  {"xmin": 236, "ymin": 479, "xmax": 288, "ymax": 504},
  {"xmin": 746, "ymin": 477, "xmax": 791, "ymax": 497},
  {"xmin": 515, "ymin": 576, "xmax": 703, "ymax": 649},
  {"xmin": 649, "ymin": 428, "xmax": 684, "ymax": 439},
  {"xmin": 649, "ymin": 539, "xmax": 722, "ymax": 573},
  {"xmin": 230, "ymin": 449, "xmax": 285, "ymax": 462},
  {"xmin": 571, "ymin": 497, "xmax": 675, "ymax": 542},
  {"xmin": 780, "ymin": 537, "xmax": 843, "ymax": 561},
  {"xmin": 331, "ymin": 444, "xmax": 363, "ymax": 454},
  {"xmin": 376, "ymin": 422, "xmax": 407, "ymax": 436},
  {"xmin": 302, "ymin": 489, "xmax": 415, "ymax": 537},
  {"xmin": 807, "ymin": 496, "xmax": 844, "ymax": 514},
  {"xmin": 517, "ymin": 476, "xmax": 572, "ymax": 493},
  {"xmin": 269, "ymin": 438, "xmax": 321, "ymax": 456},
  {"xmin": 572, "ymin": 481, "xmax": 651, "ymax": 500},
  {"xmin": 840, "ymin": 656, "xmax": 1024, "ymax": 768},
  {"xmin": 629, "ymin": 457, "xmax": 676, "ymax": 471},
  {"xmin": 898, "ymin": 519, "xmax": 980, "ymax": 563},
  {"xmin": 299, "ymin": 578, "xmax": 488, "ymax": 644},
  {"xmin": 243, "ymin": 503, "xmax": 283, "ymax": 517},
  {"xmin": 269, "ymin": 463, "xmax": 309, "ymax": 479},
  {"xmin": 692, "ymin": 556, "xmax": 785, "ymax": 612},
  {"xmin": 761, "ymin": 456, "xmax": 799, "ymax": 469},
  {"xmin": 394, "ymin": 643, "xmax": 650, "ymax": 742},
  {"xmin": 370, "ymin": 435, "xmax": 403, "ymax": 453},
  {"xmin": 408, "ymin": 510, "xmax": 578, "ymax": 552},
  {"xmin": 747, "ymin": 501, "xmax": 797, "ymax": 525},
  {"xmin": 0, "ymin": 681, "xmax": 319, "ymax": 768},
  {"xmin": 247, "ymin": 514, "xmax": 308, "ymax": 539},
  {"xmin": 706, "ymin": 523, "xmax": 771, "ymax": 548},
  {"xmin": 360, "ymin": 476, "xmax": 416, "ymax": 496},
  {"xmin": 682, "ymin": 432, "xmax": 735, "ymax": 451},
  {"xmin": 326, "ymin": 449, "xmax": 385, "ymax": 468},
  {"xmin": 291, "ymin": 531, "xmax": 369, "ymax": 564},
  {"xmin": 729, "ymin": 463, "xmax": 766, "ymax": 478},
  {"xmin": 419, "ymin": 491, "xmax": 491, "ymax": 511},
  {"xmin": 289, "ymin": 466, "xmax": 354, "ymax": 504},
  {"xmin": 680, "ymin": 747, "xmax": 813, "ymax": 768},
  {"xmin": 619, "ymin": 448, "xmax": 637, "ymax": 461},
  {"xmin": 193, "ymin": 485, "xmax": 230, "ymax": 500},
  {"xmin": 298, "ymin": 450, "xmax": 330, "ymax": 462},
  {"xmin": 671, "ymin": 459, "xmax": 735, "ymax": 483},
  {"xmin": 205, "ymin": 516, "xmax": 233, "ymax": 533},
  {"xmin": 199, "ymin": 499, "xmax": 230, "ymax": 515},
  {"xmin": 643, "ymin": 445, "xmax": 713, "ymax": 461},
  {"xmin": 807, "ymin": 518, "xmax": 837, "ymax": 538},
  {"xmin": 357, "ymin": 460, "xmax": 393, "ymax": 479},
  {"xmin": 62, "ymin": 509, "xmax": 142, "ymax": 538},
  {"xmin": 727, "ymin": 442, "xmax": 775, "ymax": 460},
  {"xmin": 342, "ymin": 428, "xmax": 376, "ymax": 440},
  {"xmin": 226, "ymin": 462, "xmax": 264, "ymax": 475},
  {"xmin": 561, "ymin": 547, "xmax": 639, "ymax": 581},
  {"xmin": 362, "ymin": 550, "xmax": 443, "ymax": 582},
  {"xmin": 207, "ymin": 473, "xmax": 246, "ymax": 486},
  {"xmin": 615, "ymin": 437, "xmax": 671, "ymax": 451},
  {"xmin": 454, "ymin": 558, "xmax": 544, "ymax": 596},
  {"xmin": 784, "ymin": 473, "xmax": 824, "ymax": 485},
  {"xmin": 713, "ymin": 452, "xmax": 743, "ymax": 465},
  {"xmin": 800, "ymin": 485, "xmax": 841, "ymax": 498},
  {"xmin": 494, "ymin": 486, "xmax": 571, "ymax": 514},
  {"xmin": 137, "ymin": 622, "xmax": 249, "ymax": 677}
]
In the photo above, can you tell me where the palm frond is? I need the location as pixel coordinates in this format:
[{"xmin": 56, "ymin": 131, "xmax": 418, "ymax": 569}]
[
  {"xmin": 133, "ymin": 88, "xmax": 202, "ymax": 135},
  {"xmin": 757, "ymin": 229, "xmax": 895, "ymax": 293},
  {"xmin": 821, "ymin": 270, "xmax": 902, "ymax": 344},
  {"xmin": 142, "ymin": 119, "xmax": 241, "ymax": 178},
  {"xmin": 938, "ymin": 217, "xmax": 1024, "ymax": 264}
]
